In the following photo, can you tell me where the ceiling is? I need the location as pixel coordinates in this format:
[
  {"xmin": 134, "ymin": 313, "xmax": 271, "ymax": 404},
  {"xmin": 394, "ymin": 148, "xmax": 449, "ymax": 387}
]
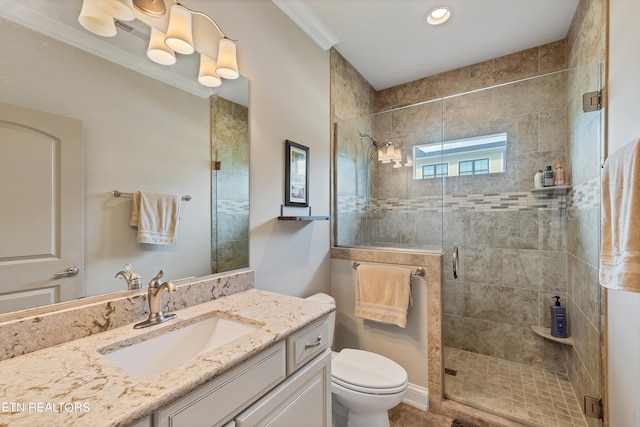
[
  {"xmin": 2, "ymin": 0, "xmax": 580, "ymax": 96},
  {"xmin": 274, "ymin": 0, "xmax": 580, "ymax": 90}
]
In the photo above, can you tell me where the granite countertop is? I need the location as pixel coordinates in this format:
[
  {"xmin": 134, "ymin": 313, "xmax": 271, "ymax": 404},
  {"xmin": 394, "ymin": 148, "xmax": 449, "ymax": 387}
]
[{"xmin": 0, "ymin": 289, "xmax": 333, "ymax": 427}]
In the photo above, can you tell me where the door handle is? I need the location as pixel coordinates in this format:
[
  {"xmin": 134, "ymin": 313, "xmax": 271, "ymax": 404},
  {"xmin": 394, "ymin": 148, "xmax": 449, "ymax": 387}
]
[
  {"xmin": 452, "ymin": 245, "xmax": 458, "ymax": 279},
  {"xmin": 53, "ymin": 266, "xmax": 79, "ymax": 278}
]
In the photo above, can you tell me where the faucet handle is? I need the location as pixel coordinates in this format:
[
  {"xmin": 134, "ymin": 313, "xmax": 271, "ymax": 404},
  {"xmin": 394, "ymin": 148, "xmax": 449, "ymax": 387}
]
[
  {"xmin": 115, "ymin": 263, "xmax": 142, "ymax": 289},
  {"xmin": 124, "ymin": 263, "xmax": 140, "ymax": 280},
  {"xmin": 149, "ymin": 269, "xmax": 164, "ymax": 288}
]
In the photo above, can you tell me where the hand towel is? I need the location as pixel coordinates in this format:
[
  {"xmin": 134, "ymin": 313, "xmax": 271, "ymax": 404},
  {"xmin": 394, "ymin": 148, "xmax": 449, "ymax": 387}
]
[
  {"xmin": 355, "ymin": 264, "xmax": 412, "ymax": 328},
  {"xmin": 600, "ymin": 138, "xmax": 640, "ymax": 292},
  {"xmin": 130, "ymin": 191, "xmax": 181, "ymax": 245}
]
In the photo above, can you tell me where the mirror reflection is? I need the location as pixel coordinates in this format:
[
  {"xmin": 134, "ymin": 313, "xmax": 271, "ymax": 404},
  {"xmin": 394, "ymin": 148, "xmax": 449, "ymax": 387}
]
[
  {"xmin": 413, "ymin": 133, "xmax": 507, "ymax": 179},
  {"xmin": 0, "ymin": 3, "xmax": 249, "ymax": 316}
]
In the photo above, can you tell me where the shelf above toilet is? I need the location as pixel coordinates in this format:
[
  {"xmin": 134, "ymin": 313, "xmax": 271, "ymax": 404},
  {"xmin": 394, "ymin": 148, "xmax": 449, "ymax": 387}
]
[{"xmin": 530, "ymin": 325, "xmax": 575, "ymax": 345}]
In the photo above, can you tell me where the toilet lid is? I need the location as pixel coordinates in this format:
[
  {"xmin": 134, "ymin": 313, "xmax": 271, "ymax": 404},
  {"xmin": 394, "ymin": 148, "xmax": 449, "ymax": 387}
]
[{"xmin": 332, "ymin": 349, "xmax": 408, "ymax": 394}]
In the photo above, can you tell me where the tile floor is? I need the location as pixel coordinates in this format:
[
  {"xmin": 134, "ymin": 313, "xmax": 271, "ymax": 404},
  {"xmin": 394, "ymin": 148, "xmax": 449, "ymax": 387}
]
[
  {"xmin": 444, "ymin": 347, "xmax": 587, "ymax": 427},
  {"xmin": 389, "ymin": 403, "xmax": 454, "ymax": 427}
]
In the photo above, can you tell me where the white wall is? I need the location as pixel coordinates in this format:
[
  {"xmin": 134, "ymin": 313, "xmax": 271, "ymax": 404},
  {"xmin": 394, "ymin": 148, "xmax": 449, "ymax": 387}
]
[
  {"xmin": 330, "ymin": 259, "xmax": 429, "ymax": 390},
  {"xmin": 209, "ymin": 1, "xmax": 332, "ymax": 297},
  {"xmin": 606, "ymin": 1, "xmax": 640, "ymax": 425}
]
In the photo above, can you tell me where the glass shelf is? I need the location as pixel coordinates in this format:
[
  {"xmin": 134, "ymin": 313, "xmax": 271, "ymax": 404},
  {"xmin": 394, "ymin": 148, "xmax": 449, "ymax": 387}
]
[
  {"xmin": 277, "ymin": 205, "xmax": 332, "ymax": 221},
  {"xmin": 531, "ymin": 185, "xmax": 571, "ymax": 194}
]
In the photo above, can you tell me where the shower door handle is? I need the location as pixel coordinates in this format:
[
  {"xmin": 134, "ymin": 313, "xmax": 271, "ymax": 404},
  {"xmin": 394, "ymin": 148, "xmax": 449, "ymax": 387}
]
[{"xmin": 452, "ymin": 245, "xmax": 459, "ymax": 279}]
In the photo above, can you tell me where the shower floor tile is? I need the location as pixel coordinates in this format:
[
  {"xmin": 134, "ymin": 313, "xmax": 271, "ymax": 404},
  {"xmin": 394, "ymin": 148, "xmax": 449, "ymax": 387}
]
[{"xmin": 444, "ymin": 347, "xmax": 587, "ymax": 427}]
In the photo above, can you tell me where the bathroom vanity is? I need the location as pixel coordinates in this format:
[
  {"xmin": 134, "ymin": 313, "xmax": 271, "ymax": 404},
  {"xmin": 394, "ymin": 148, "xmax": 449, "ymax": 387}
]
[{"xmin": 0, "ymin": 288, "xmax": 333, "ymax": 427}]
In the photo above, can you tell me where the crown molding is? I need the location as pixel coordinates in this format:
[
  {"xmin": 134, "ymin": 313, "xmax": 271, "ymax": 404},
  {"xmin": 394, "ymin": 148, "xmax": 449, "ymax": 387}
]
[{"xmin": 272, "ymin": 0, "xmax": 339, "ymax": 51}]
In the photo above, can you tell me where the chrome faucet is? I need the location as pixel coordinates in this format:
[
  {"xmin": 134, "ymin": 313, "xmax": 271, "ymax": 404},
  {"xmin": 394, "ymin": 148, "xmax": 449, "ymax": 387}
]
[
  {"xmin": 134, "ymin": 269, "xmax": 177, "ymax": 329},
  {"xmin": 115, "ymin": 263, "xmax": 142, "ymax": 290}
]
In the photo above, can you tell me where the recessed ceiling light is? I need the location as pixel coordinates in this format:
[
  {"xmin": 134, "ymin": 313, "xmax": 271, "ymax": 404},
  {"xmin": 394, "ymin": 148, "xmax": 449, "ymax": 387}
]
[{"xmin": 425, "ymin": 6, "xmax": 453, "ymax": 25}]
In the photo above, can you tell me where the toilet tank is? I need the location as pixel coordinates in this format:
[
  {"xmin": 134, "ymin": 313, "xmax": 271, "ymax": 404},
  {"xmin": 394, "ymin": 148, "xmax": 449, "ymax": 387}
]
[{"xmin": 306, "ymin": 293, "xmax": 335, "ymax": 346}]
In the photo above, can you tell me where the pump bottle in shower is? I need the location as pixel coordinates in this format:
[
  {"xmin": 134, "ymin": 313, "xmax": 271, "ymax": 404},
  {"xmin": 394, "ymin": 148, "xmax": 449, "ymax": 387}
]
[{"xmin": 550, "ymin": 296, "xmax": 567, "ymax": 338}]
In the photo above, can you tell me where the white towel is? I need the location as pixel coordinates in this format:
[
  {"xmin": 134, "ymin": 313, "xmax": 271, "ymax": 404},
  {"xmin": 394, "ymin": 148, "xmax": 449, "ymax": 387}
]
[
  {"xmin": 130, "ymin": 191, "xmax": 181, "ymax": 245},
  {"xmin": 355, "ymin": 264, "xmax": 412, "ymax": 328},
  {"xmin": 600, "ymin": 138, "xmax": 640, "ymax": 292}
]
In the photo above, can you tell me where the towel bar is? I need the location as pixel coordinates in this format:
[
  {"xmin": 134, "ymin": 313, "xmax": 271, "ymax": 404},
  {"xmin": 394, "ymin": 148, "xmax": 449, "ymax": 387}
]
[
  {"xmin": 352, "ymin": 261, "xmax": 426, "ymax": 277},
  {"xmin": 112, "ymin": 190, "xmax": 191, "ymax": 201}
]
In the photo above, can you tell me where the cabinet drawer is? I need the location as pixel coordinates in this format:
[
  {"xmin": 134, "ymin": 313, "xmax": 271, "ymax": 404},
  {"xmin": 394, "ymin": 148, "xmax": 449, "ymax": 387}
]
[
  {"xmin": 155, "ymin": 341, "xmax": 286, "ymax": 427},
  {"xmin": 286, "ymin": 316, "xmax": 330, "ymax": 375}
]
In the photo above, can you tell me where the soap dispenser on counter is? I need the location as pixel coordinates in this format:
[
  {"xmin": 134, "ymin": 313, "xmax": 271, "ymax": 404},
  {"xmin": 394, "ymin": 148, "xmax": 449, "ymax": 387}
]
[{"xmin": 550, "ymin": 296, "xmax": 568, "ymax": 338}]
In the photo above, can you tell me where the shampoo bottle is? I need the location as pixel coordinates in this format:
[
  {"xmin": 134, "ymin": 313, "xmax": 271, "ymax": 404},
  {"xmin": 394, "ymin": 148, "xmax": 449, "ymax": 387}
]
[
  {"xmin": 543, "ymin": 166, "xmax": 554, "ymax": 187},
  {"xmin": 550, "ymin": 296, "xmax": 567, "ymax": 338},
  {"xmin": 554, "ymin": 162, "xmax": 565, "ymax": 186},
  {"xmin": 534, "ymin": 170, "xmax": 543, "ymax": 189}
]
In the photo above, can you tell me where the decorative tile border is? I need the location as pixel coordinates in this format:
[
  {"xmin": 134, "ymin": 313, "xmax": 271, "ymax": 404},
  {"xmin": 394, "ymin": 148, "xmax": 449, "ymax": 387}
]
[
  {"xmin": 338, "ymin": 191, "xmax": 569, "ymax": 214},
  {"xmin": 217, "ymin": 199, "xmax": 250, "ymax": 214}
]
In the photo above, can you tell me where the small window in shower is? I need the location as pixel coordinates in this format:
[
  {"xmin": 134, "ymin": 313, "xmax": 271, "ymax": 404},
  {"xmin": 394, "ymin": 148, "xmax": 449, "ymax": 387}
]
[
  {"xmin": 421, "ymin": 162, "xmax": 449, "ymax": 179},
  {"xmin": 459, "ymin": 158, "xmax": 489, "ymax": 175},
  {"xmin": 413, "ymin": 133, "xmax": 507, "ymax": 179}
]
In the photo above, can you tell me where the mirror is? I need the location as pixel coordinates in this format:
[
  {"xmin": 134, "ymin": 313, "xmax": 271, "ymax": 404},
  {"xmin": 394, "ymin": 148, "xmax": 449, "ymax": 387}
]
[{"xmin": 0, "ymin": 1, "xmax": 249, "ymax": 317}]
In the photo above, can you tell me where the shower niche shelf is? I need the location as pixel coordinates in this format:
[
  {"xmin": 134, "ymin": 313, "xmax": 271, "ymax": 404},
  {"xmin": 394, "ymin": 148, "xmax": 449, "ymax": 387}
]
[
  {"xmin": 277, "ymin": 205, "xmax": 332, "ymax": 221},
  {"xmin": 531, "ymin": 185, "xmax": 571, "ymax": 194},
  {"xmin": 530, "ymin": 325, "xmax": 575, "ymax": 346}
]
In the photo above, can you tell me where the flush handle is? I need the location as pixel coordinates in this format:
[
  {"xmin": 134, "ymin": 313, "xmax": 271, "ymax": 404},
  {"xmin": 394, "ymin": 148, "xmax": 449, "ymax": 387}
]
[{"xmin": 305, "ymin": 336, "xmax": 322, "ymax": 349}]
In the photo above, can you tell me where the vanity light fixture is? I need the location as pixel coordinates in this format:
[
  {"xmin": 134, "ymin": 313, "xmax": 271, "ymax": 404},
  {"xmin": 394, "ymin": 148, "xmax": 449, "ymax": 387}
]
[
  {"xmin": 425, "ymin": 6, "xmax": 453, "ymax": 26},
  {"xmin": 78, "ymin": 0, "xmax": 239, "ymax": 88}
]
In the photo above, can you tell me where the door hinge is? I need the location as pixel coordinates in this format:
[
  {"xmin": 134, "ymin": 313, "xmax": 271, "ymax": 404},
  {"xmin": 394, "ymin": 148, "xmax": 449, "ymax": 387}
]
[
  {"xmin": 584, "ymin": 396, "xmax": 603, "ymax": 420},
  {"xmin": 211, "ymin": 161, "xmax": 221, "ymax": 171},
  {"xmin": 583, "ymin": 91, "xmax": 602, "ymax": 112}
]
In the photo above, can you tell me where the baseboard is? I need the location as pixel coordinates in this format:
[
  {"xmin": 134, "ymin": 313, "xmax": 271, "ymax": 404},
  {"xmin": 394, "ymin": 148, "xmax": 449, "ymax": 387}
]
[{"xmin": 402, "ymin": 383, "xmax": 429, "ymax": 411}]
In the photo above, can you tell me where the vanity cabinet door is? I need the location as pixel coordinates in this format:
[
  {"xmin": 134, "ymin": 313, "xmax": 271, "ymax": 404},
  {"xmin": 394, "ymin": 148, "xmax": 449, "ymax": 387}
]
[
  {"xmin": 235, "ymin": 349, "xmax": 331, "ymax": 427},
  {"xmin": 154, "ymin": 342, "xmax": 286, "ymax": 427}
]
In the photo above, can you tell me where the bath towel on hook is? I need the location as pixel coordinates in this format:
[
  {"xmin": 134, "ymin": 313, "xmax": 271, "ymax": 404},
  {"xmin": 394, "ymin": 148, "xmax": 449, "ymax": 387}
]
[
  {"xmin": 355, "ymin": 264, "xmax": 412, "ymax": 328},
  {"xmin": 600, "ymin": 138, "xmax": 640, "ymax": 292}
]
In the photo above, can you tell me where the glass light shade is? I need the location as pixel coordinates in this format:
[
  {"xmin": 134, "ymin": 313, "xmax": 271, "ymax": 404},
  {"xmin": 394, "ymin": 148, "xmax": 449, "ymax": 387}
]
[
  {"xmin": 147, "ymin": 28, "xmax": 176, "ymax": 65},
  {"xmin": 381, "ymin": 145, "xmax": 395, "ymax": 163},
  {"xmin": 78, "ymin": 0, "xmax": 117, "ymax": 37},
  {"xmin": 216, "ymin": 38, "xmax": 239, "ymax": 79},
  {"xmin": 198, "ymin": 55, "xmax": 222, "ymax": 87},
  {"xmin": 165, "ymin": 5, "xmax": 195, "ymax": 55},
  {"xmin": 96, "ymin": 0, "xmax": 135, "ymax": 21},
  {"xmin": 404, "ymin": 154, "xmax": 413, "ymax": 167}
]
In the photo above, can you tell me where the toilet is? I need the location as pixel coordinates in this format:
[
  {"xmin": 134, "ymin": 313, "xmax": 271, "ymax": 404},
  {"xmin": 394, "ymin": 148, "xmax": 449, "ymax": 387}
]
[{"xmin": 307, "ymin": 293, "xmax": 408, "ymax": 427}]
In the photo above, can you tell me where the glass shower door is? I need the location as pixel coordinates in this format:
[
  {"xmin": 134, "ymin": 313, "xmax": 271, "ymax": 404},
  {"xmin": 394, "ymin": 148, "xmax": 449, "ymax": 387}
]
[{"xmin": 441, "ymin": 64, "xmax": 603, "ymax": 427}]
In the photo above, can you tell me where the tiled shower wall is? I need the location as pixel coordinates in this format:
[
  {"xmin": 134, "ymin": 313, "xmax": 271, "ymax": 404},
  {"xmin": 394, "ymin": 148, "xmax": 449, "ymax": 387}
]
[
  {"xmin": 372, "ymin": 69, "xmax": 571, "ymax": 372},
  {"xmin": 211, "ymin": 96, "xmax": 249, "ymax": 272},
  {"xmin": 335, "ymin": 41, "xmax": 574, "ymax": 371},
  {"xmin": 332, "ymin": 0, "xmax": 604, "ymax": 419},
  {"xmin": 565, "ymin": 0, "xmax": 606, "ymax": 425}
]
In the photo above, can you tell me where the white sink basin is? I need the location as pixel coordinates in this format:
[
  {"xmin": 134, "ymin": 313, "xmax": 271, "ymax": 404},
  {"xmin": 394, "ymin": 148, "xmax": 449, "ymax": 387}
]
[{"xmin": 99, "ymin": 315, "xmax": 258, "ymax": 380}]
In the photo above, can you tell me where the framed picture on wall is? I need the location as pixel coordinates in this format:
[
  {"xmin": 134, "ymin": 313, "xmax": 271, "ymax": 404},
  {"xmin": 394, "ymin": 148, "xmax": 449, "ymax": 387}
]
[{"xmin": 285, "ymin": 139, "xmax": 309, "ymax": 207}]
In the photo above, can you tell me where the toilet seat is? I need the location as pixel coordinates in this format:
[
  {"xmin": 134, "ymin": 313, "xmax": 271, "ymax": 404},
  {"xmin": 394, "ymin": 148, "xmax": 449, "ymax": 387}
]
[{"xmin": 331, "ymin": 349, "xmax": 408, "ymax": 395}]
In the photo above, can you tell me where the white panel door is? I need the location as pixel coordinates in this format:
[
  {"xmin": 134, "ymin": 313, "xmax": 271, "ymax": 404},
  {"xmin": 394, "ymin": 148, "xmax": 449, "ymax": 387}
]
[{"xmin": 0, "ymin": 101, "xmax": 83, "ymax": 314}]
